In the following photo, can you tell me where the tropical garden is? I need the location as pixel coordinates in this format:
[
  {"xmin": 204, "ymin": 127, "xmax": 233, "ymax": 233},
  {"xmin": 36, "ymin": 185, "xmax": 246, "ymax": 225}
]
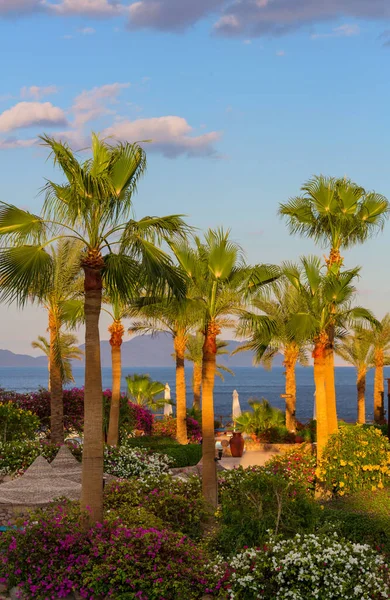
[{"xmin": 0, "ymin": 138, "xmax": 390, "ymax": 598}]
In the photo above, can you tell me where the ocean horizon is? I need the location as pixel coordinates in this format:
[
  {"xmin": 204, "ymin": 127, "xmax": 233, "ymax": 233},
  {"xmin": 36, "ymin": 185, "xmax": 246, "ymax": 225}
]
[{"xmin": 1, "ymin": 365, "xmax": 389, "ymax": 424}]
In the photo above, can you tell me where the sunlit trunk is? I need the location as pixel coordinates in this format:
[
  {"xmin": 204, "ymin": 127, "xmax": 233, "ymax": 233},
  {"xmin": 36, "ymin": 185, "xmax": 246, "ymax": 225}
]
[
  {"xmin": 193, "ymin": 363, "xmax": 202, "ymax": 411},
  {"xmin": 81, "ymin": 259, "xmax": 104, "ymax": 525},
  {"xmin": 374, "ymin": 349, "xmax": 384, "ymax": 423},
  {"xmin": 313, "ymin": 340, "xmax": 328, "ymax": 461},
  {"xmin": 107, "ymin": 319, "xmax": 124, "ymax": 447},
  {"xmin": 48, "ymin": 310, "xmax": 64, "ymax": 444},
  {"xmin": 201, "ymin": 322, "xmax": 219, "ymax": 508},
  {"xmin": 325, "ymin": 347, "xmax": 338, "ymax": 435},
  {"xmin": 283, "ymin": 343, "xmax": 298, "ymax": 432},
  {"xmin": 174, "ymin": 331, "xmax": 188, "ymax": 445},
  {"xmin": 357, "ymin": 367, "xmax": 366, "ymax": 424}
]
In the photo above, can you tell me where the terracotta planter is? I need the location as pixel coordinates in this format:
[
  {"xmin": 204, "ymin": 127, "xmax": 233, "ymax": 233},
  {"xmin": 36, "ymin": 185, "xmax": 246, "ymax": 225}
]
[{"xmin": 229, "ymin": 432, "xmax": 245, "ymax": 457}]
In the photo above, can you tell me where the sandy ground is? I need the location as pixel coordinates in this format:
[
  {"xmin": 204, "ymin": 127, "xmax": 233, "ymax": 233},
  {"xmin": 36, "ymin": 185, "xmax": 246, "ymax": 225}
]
[{"xmin": 220, "ymin": 450, "xmax": 279, "ymax": 470}]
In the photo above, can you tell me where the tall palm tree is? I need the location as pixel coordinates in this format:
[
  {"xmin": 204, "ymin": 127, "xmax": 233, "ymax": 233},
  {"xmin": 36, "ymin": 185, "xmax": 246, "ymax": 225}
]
[
  {"xmin": 366, "ymin": 314, "xmax": 390, "ymax": 423},
  {"xmin": 335, "ymin": 328, "xmax": 373, "ymax": 424},
  {"xmin": 19, "ymin": 239, "xmax": 82, "ymax": 443},
  {"xmin": 185, "ymin": 333, "xmax": 234, "ymax": 411},
  {"xmin": 103, "ymin": 296, "xmax": 132, "ymax": 447},
  {"xmin": 32, "ymin": 332, "xmax": 83, "ymax": 390},
  {"xmin": 279, "ymin": 175, "xmax": 389, "ymax": 435},
  {"xmin": 125, "ymin": 373, "xmax": 166, "ymax": 409},
  {"xmin": 0, "ymin": 133, "xmax": 187, "ymax": 523},
  {"xmin": 129, "ymin": 294, "xmax": 200, "ymax": 444},
  {"xmin": 174, "ymin": 229, "xmax": 279, "ymax": 506},
  {"xmin": 234, "ymin": 280, "xmax": 309, "ymax": 432},
  {"xmin": 284, "ymin": 257, "xmax": 377, "ymax": 459}
]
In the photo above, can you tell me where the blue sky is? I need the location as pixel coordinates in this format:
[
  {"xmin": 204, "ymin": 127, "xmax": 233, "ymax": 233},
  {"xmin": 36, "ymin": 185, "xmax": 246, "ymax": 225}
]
[{"xmin": 0, "ymin": 0, "xmax": 390, "ymax": 354}]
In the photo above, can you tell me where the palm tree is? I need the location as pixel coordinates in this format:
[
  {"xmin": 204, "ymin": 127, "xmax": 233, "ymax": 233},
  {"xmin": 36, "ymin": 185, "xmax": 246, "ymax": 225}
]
[
  {"xmin": 235, "ymin": 279, "xmax": 309, "ymax": 432},
  {"xmin": 185, "ymin": 333, "xmax": 234, "ymax": 411},
  {"xmin": 32, "ymin": 332, "xmax": 83, "ymax": 390},
  {"xmin": 103, "ymin": 296, "xmax": 132, "ymax": 447},
  {"xmin": 129, "ymin": 294, "xmax": 201, "ymax": 444},
  {"xmin": 279, "ymin": 175, "xmax": 389, "ymax": 435},
  {"xmin": 125, "ymin": 373, "xmax": 166, "ymax": 409},
  {"xmin": 174, "ymin": 229, "xmax": 280, "ymax": 506},
  {"xmin": 0, "ymin": 133, "xmax": 187, "ymax": 523},
  {"xmin": 284, "ymin": 257, "xmax": 377, "ymax": 459},
  {"xmin": 335, "ymin": 328, "xmax": 373, "ymax": 424},
  {"xmin": 366, "ymin": 314, "xmax": 390, "ymax": 423},
  {"xmin": 18, "ymin": 239, "xmax": 82, "ymax": 444}
]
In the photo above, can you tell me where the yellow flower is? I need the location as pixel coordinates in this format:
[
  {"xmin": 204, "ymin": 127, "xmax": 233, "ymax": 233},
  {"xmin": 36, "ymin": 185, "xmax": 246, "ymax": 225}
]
[
  {"xmin": 338, "ymin": 490, "xmax": 345, "ymax": 496},
  {"xmin": 372, "ymin": 486, "xmax": 377, "ymax": 492},
  {"xmin": 378, "ymin": 481, "xmax": 384, "ymax": 490},
  {"xmin": 340, "ymin": 460, "xmax": 347, "ymax": 467},
  {"xmin": 320, "ymin": 506, "xmax": 324, "ymax": 510},
  {"xmin": 339, "ymin": 481, "xmax": 345, "ymax": 488}
]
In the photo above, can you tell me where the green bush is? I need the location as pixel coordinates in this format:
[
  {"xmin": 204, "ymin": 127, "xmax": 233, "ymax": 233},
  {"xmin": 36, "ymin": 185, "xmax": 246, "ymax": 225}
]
[
  {"xmin": 215, "ymin": 467, "xmax": 319, "ymax": 554},
  {"xmin": 318, "ymin": 489, "xmax": 390, "ymax": 554},
  {"xmin": 104, "ymin": 474, "xmax": 208, "ymax": 540},
  {"xmin": 235, "ymin": 398, "xmax": 285, "ymax": 439},
  {"xmin": 264, "ymin": 446, "xmax": 316, "ymax": 494},
  {"xmin": 105, "ymin": 505, "xmax": 165, "ymax": 530},
  {"xmin": 0, "ymin": 403, "xmax": 39, "ymax": 442},
  {"xmin": 318, "ymin": 424, "xmax": 390, "ymax": 496},
  {"xmin": 123, "ymin": 436, "xmax": 202, "ymax": 467}
]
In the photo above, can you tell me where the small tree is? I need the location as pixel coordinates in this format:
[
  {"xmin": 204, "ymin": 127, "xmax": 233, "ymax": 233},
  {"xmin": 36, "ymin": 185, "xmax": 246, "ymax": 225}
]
[{"xmin": 125, "ymin": 373, "xmax": 166, "ymax": 410}]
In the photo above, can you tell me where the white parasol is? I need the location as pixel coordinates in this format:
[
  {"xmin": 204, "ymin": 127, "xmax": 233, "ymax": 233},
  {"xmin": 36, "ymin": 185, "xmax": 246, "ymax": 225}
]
[
  {"xmin": 164, "ymin": 383, "xmax": 173, "ymax": 417},
  {"xmin": 232, "ymin": 389, "xmax": 242, "ymax": 421}
]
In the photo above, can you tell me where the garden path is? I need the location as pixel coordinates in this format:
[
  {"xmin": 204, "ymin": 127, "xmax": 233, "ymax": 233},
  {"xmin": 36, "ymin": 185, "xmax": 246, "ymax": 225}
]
[{"xmin": 220, "ymin": 450, "xmax": 279, "ymax": 470}]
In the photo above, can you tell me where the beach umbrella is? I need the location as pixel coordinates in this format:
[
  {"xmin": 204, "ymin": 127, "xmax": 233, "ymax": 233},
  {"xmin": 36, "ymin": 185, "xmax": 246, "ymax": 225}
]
[
  {"xmin": 232, "ymin": 389, "xmax": 241, "ymax": 421},
  {"xmin": 164, "ymin": 383, "xmax": 173, "ymax": 417}
]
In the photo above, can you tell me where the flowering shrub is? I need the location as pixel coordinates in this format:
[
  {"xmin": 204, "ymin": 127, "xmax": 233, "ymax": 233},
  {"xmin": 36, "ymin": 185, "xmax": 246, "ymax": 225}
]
[
  {"xmin": 318, "ymin": 424, "xmax": 390, "ymax": 496},
  {"xmin": 264, "ymin": 447, "xmax": 316, "ymax": 494},
  {"xmin": 152, "ymin": 416, "xmax": 202, "ymax": 443},
  {"xmin": 80, "ymin": 525, "xmax": 212, "ymax": 599},
  {"xmin": 215, "ymin": 467, "xmax": 318, "ymax": 553},
  {"xmin": 216, "ymin": 533, "xmax": 390, "ymax": 599},
  {"xmin": 0, "ymin": 439, "xmax": 82, "ymax": 476},
  {"xmin": 102, "ymin": 392, "xmax": 154, "ymax": 439},
  {"xmin": 0, "ymin": 402, "xmax": 39, "ymax": 442},
  {"xmin": 0, "ymin": 500, "xmax": 213, "ymax": 600},
  {"xmin": 1, "ymin": 388, "xmax": 154, "ymax": 437},
  {"xmin": 105, "ymin": 474, "xmax": 208, "ymax": 539},
  {"xmin": 103, "ymin": 441, "xmax": 171, "ymax": 479}
]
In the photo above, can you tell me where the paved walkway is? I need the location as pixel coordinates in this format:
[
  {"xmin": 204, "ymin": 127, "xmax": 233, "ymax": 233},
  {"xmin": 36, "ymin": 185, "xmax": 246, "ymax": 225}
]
[{"xmin": 220, "ymin": 450, "xmax": 279, "ymax": 470}]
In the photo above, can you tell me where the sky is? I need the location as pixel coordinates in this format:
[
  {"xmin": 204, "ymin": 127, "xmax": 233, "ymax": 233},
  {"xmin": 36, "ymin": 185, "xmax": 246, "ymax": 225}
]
[{"xmin": 0, "ymin": 0, "xmax": 390, "ymax": 355}]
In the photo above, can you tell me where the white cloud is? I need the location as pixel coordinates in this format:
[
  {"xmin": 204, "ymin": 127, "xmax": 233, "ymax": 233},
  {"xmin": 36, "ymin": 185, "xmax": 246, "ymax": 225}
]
[
  {"xmin": 0, "ymin": 0, "xmax": 42, "ymax": 15},
  {"xmin": 103, "ymin": 116, "xmax": 221, "ymax": 158},
  {"xmin": 311, "ymin": 23, "xmax": 360, "ymax": 39},
  {"xmin": 0, "ymin": 136, "xmax": 37, "ymax": 149},
  {"xmin": 0, "ymin": 102, "xmax": 67, "ymax": 133},
  {"xmin": 78, "ymin": 26, "xmax": 96, "ymax": 34},
  {"xmin": 43, "ymin": 0, "xmax": 120, "ymax": 16},
  {"xmin": 20, "ymin": 85, "xmax": 59, "ymax": 100},
  {"xmin": 72, "ymin": 82, "xmax": 130, "ymax": 127}
]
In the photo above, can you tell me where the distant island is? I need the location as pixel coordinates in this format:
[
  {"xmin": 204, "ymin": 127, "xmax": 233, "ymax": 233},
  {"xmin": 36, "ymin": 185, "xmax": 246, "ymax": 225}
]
[{"xmin": 0, "ymin": 334, "xmax": 285, "ymax": 368}]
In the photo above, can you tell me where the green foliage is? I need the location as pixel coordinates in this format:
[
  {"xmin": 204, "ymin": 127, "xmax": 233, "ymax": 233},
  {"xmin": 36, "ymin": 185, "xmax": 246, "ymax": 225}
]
[
  {"xmin": 264, "ymin": 447, "xmax": 316, "ymax": 494},
  {"xmin": 105, "ymin": 474, "xmax": 208, "ymax": 540},
  {"xmin": 318, "ymin": 424, "xmax": 390, "ymax": 496},
  {"xmin": 319, "ymin": 489, "xmax": 390, "ymax": 555},
  {"xmin": 120, "ymin": 436, "xmax": 202, "ymax": 467},
  {"xmin": 105, "ymin": 505, "xmax": 165, "ymax": 530},
  {"xmin": 0, "ymin": 439, "xmax": 82, "ymax": 476},
  {"xmin": 235, "ymin": 398, "xmax": 285, "ymax": 439},
  {"xmin": 104, "ymin": 441, "xmax": 172, "ymax": 479},
  {"xmin": 125, "ymin": 373, "xmax": 166, "ymax": 409},
  {"xmin": 0, "ymin": 402, "xmax": 39, "ymax": 442},
  {"xmin": 215, "ymin": 467, "xmax": 319, "ymax": 554}
]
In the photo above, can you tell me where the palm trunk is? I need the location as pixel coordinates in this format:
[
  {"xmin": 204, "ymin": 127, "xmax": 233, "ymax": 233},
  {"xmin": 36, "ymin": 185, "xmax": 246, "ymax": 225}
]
[
  {"xmin": 283, "ymin": 343, "xmax": 298, "ymax": 432},
  {"xmin": 48, "ymin": 311, "xmax": 64, "ymax": 444},
  {"xmin": 193, "ymin": 363, "xmax": 202, "ymax": 411},
  {"xmin": 313, "ymin": 341, "xmax": 328, "ymax": 461},
  {"xmin": 374, "ymin": 350, "xmax": 384, "ymax": 423},
  {"xmin": 201, "ymin": 323, "xmax": 219, "ymax": 508},
  {"xmin": 174, "ymin": 332, "xmax": 188, "ymax": 445},
  {"xmin": 107, "ymin": 320, "xmax": 124, "ymax": 447},
  {"xmin": 357, "ymin": 367, "xmax": 366, "ymax": 424},
  {"xmin": 81, "ymin": 261, "xmax": 103, "ymax": 525},
  {"xmin": 325, "ymin": 347, "xmax": 338, "ymax": 435}
]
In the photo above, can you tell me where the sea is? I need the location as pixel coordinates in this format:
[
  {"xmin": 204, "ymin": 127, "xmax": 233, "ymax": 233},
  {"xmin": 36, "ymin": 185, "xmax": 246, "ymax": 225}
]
[{"xmin": 1, "ymin": 366, "xmax": 390, "ymax": 424}]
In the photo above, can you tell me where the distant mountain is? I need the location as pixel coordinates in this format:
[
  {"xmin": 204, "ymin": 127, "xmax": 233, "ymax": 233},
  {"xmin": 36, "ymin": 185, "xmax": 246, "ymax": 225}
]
[
  {"xmin": 0, "ymin": 349, "xmax": 47, "ymax": 367},
  {"xmin": 0, "ymin": 334, "xmax": 285, "ymax": 368}
]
